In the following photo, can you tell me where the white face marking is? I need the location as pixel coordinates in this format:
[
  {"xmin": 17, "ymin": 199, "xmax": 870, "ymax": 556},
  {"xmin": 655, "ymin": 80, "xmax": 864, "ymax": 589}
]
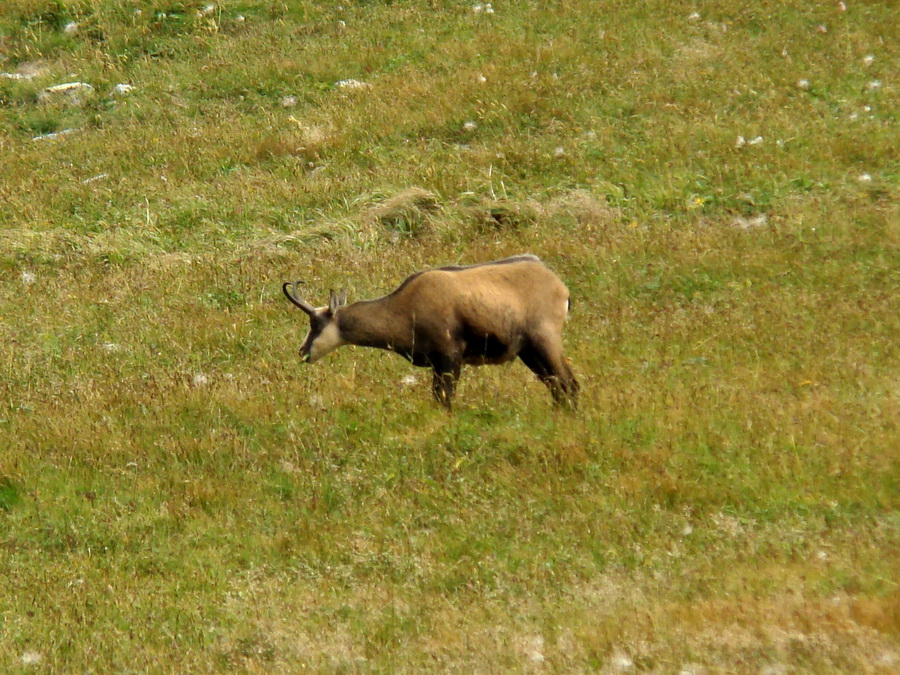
[{"xmin": 307, "ymin": 320, "xmax": 345, "ymax": 363}]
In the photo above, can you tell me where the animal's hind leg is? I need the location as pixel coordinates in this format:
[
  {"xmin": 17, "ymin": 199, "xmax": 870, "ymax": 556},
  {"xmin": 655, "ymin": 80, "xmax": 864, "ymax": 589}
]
[
  {"xmin": 519, "ymin": 337, "xmax": 579, "ymax": 409},
  {"xmin": 431, "ymin": 360, "xmax": 461, "ymax": 410}
]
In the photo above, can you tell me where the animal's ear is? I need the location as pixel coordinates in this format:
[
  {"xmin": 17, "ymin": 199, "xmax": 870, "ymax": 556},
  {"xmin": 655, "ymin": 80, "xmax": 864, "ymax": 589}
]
[{"xmin": 329, "ymin": 288, "xmax": 347, "ymax": 313}]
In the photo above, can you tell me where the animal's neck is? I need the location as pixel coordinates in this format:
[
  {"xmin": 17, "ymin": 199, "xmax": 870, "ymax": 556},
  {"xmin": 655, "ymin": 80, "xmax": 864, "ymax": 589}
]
[{"xmin": 337, "ymin": 297, "xmax": 409, "ymax": 352}]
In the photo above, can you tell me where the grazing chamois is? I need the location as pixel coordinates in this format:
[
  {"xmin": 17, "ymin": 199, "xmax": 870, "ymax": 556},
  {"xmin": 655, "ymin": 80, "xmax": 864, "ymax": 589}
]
[{"xmin": 283, "ymin": 254, "xmax": 578, "ymax": 409}]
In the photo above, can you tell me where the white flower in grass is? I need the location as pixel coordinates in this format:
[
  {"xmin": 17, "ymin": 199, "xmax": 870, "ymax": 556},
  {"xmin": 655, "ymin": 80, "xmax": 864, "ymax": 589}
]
[
  {"xmin": 462, "ymin": 120, "xmax": 478, "ymax": 132},
  {"xmin": 21, "ymin": 652, "xmax": 42, "ymax": 665},
  {"xmin": 877, "ymin": 652, "xmax": 899, "ymax": 668},
  {"xmin": 400, "ymin": 374, "xmax": 418, "ymax": 387},
  {"xmin": 688, "ymin": 11, "xmax": 700, "ymax": 20},
  {"xmin": 477, "ymin": 74, "xmax": 487, "ymax": 84},
  {"xmin": 863, "ymin": 54, "xmax": 874, "ymax": 65},
  {"xmin": 797, "ymin": 79, "xmax": 810, "ymax": 90},
  {"xmin": 748, "ymin": 136, "xmax": 764, "ymax": 146},
  {"xmin": 736, "ymin": 135, "xmax": 746, "ymax": 148},
  {"xmin": 64, "ymin": 21, "xmax": 79, "ymax": 34},
  {"xmin": 680, "ymin": 665, "xmax": 705, "ymax": 675},
  {"xmin": 760, "ymin": 664, "xmax": 788, "ymax": 675},
  {"xmin": 609, "ymin": 651, "xmax": 634, "ymax": 670},
  {"xmin": 554, "ymin": 146, "xmax": 566, "ymax": 157},
  {"xmin": 192, "ymin": 373, "xmax": 209, "ymax": 387},
  {"xmin": 21, "ymin": 270, "xmax": 36, "ymax": 285},
  {"xmin": 858, "ymin": 173, "xmax": 872, "ymax": 183},
  {"xmin": 838, "ymin": 1, "xmax": 847, "ymax": 11},
  {"xmin": 866, "ymin": 80, "xmax": 882, "ymax": 91}
]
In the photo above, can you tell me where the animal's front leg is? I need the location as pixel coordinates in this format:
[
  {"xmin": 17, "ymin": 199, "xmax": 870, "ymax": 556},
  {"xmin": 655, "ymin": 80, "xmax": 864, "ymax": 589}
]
[{"xmin": 430, "ymin": 363, "xmax": 461, "ymax": 410}]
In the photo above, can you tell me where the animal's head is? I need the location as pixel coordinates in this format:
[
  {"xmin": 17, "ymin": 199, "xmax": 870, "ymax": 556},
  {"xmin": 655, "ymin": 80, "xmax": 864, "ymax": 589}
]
[{"xmin": 283, "ymin": 281, "xmax": 347, "ymax": 363}]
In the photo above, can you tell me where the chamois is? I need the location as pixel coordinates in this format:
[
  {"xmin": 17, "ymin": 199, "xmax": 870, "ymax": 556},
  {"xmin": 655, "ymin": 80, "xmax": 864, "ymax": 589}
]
[{"xmin": 283, "ymin": 254, "xmax": 578, "ymax": 409}]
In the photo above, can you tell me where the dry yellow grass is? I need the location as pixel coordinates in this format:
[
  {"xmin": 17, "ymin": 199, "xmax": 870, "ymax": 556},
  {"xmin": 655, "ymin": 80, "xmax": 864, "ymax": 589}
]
[{"xmin": 1, "ymin": 0, "xmax": 898, "ymax": 671}]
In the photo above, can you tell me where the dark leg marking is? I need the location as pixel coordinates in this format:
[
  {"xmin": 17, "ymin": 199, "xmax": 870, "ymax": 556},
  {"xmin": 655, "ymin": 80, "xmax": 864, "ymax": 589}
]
[{"xmin": 429, "ymin": 354, "xmax": 461, "ymax": 410}]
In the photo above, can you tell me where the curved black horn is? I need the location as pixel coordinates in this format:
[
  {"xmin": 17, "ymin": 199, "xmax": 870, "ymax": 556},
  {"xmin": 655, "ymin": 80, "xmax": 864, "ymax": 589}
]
[{"xmin": 282, "ymin": 281, "xmax": 316, "ymax": 315}]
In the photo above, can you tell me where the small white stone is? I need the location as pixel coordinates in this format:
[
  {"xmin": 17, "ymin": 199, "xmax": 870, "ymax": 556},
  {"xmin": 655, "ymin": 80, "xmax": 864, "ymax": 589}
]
[
  {"xmin": 112, "ymin": 83, "xmax": 135, "ymax": 96},
  {"xmin": 335, "ymin": 79, "xmax": 371, "ymax": 90},
  {"xmin": 32, "ymin": 128, "xmax": 81, "ymax": 142},
  {"xmin": 64, "ymin": 21, "xmax": 79, "ymax": 34},
  {"xmin": 797, "ymin": 79, "xmax": 811, "ymax": 90},
  {"xmin": 866, "ymin": 80, "xmax": 882, "ymax": 91},
  {"xmin": 281, "ymin": 95, "xmax": 298, "ymax": 107},
  {"xmin": 463, "ymin": 120, "xmax": 478, "ymax": 131},
  {"xmin": 554, "ymin": 146, "xmax": 566, "ymax": 157},
  {"xmin": 192, "ymin": 373, "xmax": 209, "ymax": 387},
  {"xmin": 43, "ymin": 81, "xmax": 94, "ymax": 95},
  {"xmin": 858, "ymin": 173, "xmax": 872, "ymax": 183},
  {"xmin": 863, "ymin": 54, "xmax": 874, "ymax": 65},
  {"xmin": 688, "ymin": 12, "xmax": 701, "ymax": 20}
]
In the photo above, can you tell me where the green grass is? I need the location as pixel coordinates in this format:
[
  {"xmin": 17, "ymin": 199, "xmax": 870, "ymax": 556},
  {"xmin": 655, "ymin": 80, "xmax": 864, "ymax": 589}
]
[{"xmin": 1, "ymin": 0, "xmax": 898, "ymax": 671}]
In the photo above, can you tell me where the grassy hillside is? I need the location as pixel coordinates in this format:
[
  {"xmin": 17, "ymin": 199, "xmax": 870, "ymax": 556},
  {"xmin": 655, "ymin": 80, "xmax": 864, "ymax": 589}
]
[{"xmin": 1, "ymin": 0, "xmax": 898, "ymax": 671}]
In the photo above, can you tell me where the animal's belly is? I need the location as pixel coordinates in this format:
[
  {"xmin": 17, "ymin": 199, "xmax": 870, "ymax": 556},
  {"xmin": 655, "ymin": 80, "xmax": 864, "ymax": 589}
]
[
  {"xmin": 462, "ymin": 353, "xmax": 516, "ymax": 366},
  {"xmin": 461, "ymin": 332, "xmax": 518, "ymax": 366}
]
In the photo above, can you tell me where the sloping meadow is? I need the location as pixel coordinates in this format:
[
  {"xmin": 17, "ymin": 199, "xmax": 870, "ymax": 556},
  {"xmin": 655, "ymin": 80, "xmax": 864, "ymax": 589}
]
[{"xmin": 1, "ymin": 0, "xmax": 898, "ymax": 671}]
